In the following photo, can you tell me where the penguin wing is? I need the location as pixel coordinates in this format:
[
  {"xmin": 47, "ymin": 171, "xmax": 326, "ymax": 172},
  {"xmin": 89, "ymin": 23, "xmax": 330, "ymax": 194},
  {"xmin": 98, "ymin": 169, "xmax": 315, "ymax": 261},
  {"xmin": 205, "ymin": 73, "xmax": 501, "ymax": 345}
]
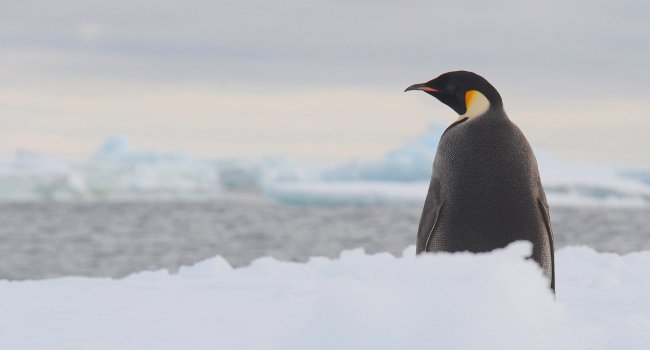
[
  {"xmin": 537, "ymin": 184, "xmax": 556, "ymax": 290},
  {"xmin": 416, "ymin": 177, "xmax": 442, "ymax": 254}
]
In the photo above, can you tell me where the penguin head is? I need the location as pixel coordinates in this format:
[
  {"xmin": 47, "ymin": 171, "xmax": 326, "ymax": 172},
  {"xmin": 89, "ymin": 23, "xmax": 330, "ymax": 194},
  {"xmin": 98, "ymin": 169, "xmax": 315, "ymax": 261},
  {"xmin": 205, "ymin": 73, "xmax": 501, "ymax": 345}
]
[{"xmin": 405, "ymin": 71, "xmax": 503, "ymax": 118}]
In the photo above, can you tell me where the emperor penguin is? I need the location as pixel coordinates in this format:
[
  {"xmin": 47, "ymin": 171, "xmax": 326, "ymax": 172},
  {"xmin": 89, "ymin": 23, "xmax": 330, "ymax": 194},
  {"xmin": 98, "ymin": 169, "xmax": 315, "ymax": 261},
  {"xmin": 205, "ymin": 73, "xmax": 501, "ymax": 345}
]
[{"xmin": 405, "ymin": 71, "xmax": 555, "ymax": 290}]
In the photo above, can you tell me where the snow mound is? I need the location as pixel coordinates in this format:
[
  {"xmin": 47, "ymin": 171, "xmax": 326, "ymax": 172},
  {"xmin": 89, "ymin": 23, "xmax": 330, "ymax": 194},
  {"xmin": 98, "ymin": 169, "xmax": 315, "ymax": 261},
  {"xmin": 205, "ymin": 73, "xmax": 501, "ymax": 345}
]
[{"xmin": 1, "ymin": 242, "xmax": 649, "ymax": 349}]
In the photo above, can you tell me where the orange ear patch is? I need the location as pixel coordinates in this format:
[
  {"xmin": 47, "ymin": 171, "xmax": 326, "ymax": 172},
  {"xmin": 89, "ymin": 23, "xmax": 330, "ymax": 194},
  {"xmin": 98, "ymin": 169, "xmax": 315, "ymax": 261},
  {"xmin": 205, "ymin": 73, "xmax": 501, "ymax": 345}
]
[{"xmin": 465, "ymin": 90, "xmax": 476, "ymax": 109}]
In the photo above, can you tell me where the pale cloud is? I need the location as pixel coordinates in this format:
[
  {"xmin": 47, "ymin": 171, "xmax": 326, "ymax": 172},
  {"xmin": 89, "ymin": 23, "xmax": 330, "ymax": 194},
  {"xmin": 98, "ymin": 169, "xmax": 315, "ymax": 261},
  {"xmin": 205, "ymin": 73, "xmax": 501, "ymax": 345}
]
[
  {"xmin": 75, "ymin": 21, "xmax": 108, "ymax": 43},
  {"xmin": 0, "ymin": 0, "xmax": 648, "ymax": 165}
]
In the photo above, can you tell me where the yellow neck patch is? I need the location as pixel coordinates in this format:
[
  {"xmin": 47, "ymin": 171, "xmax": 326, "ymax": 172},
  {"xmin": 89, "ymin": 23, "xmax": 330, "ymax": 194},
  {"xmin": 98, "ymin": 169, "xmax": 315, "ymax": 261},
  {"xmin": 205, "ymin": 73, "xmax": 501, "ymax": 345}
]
[{"xmin": 460, "ymin": 90, "xmax": 490, "ymax": 119}]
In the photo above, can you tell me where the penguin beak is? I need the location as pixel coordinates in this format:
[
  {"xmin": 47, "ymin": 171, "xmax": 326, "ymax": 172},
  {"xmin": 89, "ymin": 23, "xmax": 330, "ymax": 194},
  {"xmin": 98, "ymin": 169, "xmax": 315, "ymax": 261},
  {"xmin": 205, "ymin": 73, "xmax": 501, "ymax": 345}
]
[{"xmin": 404, "ymin": 83, "xmax": 439, "ymax": 93}]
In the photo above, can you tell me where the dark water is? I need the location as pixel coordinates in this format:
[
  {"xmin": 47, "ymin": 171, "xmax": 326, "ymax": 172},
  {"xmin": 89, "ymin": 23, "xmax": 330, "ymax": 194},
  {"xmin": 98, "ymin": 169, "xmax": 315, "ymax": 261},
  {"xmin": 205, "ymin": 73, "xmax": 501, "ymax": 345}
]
[{"xmin": 0, "ymin": 198, "xmax": 648, "ymax": 280}]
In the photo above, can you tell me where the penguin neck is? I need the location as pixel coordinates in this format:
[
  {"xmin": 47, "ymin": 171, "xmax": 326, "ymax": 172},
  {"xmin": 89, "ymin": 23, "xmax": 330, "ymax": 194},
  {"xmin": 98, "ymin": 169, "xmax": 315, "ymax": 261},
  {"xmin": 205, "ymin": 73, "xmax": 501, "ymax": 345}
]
[
  {"xmin": 457, "ymin": 92, "xmax": 507, "ymax": 120},
  {"xmin": 459, "ymin": 105, "xmax": 507, "ymax": 119},
  {"xmin": 459, "ymin": 90, "xmax": 491, "ymax": 120}
]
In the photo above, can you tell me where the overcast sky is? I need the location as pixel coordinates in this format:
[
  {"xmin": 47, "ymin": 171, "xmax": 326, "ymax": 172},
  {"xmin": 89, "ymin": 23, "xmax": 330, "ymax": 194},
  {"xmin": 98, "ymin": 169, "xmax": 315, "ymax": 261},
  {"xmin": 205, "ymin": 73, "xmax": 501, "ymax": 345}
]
[{"xmin": 1, "ymin": 0, "xmax": 649, "ymax": 166}]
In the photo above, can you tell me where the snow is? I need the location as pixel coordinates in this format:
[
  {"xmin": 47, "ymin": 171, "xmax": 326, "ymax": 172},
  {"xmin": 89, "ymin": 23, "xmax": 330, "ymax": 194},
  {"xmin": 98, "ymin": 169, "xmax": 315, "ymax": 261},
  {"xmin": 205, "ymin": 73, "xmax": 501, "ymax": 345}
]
[{"xmin": 1, "ymin": 242, "xmax": 649, "ymax": 349}]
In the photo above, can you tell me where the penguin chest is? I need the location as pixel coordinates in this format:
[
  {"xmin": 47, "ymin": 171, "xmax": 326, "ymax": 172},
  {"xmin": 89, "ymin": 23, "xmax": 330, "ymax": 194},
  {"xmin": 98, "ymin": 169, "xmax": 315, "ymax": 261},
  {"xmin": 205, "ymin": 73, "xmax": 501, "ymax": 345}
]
[{"xmin": 431, "ymin": 123, "xmax": 543, "ymax": 251}]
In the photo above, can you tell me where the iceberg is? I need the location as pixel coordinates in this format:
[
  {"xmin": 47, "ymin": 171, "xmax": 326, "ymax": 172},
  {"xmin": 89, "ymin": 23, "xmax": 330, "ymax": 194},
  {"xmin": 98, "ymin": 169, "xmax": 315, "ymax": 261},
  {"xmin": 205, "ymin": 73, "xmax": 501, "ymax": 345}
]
[
  {"xmin": 0, "ymin": 150, "xmax": 87, "ymax": 200},
  {"xmin": 264, "ymin": 124, "xmax": 650, "ymax": 206},
  {"xmin": 264, "ymin": 181, "xmax": 428, "ymax": 206},
  {"xmin": 0, "ymin": 138, "xmax": 223, "ymax": 200},
  {"xmin": 0, "ymin": 129, "xmax": 647, "ymax": 205},
  {"xmin": 322, "ymin": 124, "xmax": 444, "ymax": 182}
]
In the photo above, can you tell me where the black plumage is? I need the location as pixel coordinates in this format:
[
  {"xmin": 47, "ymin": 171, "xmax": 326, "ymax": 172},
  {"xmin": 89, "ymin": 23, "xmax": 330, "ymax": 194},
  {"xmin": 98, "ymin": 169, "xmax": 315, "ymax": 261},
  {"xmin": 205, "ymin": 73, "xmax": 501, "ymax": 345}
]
[{"xmin": 406, "ymin": 71, "xmax": 555, "ymax": 290}]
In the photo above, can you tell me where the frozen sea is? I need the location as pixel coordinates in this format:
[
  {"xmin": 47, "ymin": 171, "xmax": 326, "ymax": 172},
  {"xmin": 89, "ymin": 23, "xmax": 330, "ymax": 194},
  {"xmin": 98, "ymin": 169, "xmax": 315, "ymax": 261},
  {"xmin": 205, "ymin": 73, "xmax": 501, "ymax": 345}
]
[{"xmin": 1, "ymin": 196, "xmax": 648, "ymax": 280}]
